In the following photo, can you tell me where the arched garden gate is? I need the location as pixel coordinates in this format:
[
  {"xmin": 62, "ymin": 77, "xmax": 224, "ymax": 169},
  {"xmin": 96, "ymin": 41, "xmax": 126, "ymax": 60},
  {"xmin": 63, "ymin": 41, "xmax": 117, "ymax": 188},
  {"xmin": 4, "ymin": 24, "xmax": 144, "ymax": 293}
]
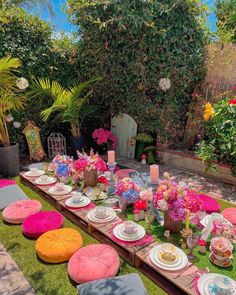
[{"xmin": 111, "ymin": 113, "xmax": 137, "ymax": 159}]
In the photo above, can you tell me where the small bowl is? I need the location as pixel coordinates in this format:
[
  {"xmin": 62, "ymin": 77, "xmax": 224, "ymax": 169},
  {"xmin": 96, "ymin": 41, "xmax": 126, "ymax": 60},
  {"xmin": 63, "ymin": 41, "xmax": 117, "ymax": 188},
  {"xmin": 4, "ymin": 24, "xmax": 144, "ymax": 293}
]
[
  {"xmin": 103, "ymin": 196, "xmax": 119, "ymax": 208},
  {"xmin": 94, "ymin": 207, "xmax": 108, "ymax": 219},
  {"xmin": 123, "ymin": 221, "xmax": 138, "ymax": 235},
  {"xmin": 30, "ymin": 167, "xmax": 38, "ymax": 174},
  {"xmin": 39, "ymin": 175, "xmax": 49, "ymax": 182},
  {"xmin": 213, "ymin": 275, "xmax": 234, "ymax": 294},
  {"xmin": 71, "ymin": 192, "xmax": 83, "ymax": 203}
]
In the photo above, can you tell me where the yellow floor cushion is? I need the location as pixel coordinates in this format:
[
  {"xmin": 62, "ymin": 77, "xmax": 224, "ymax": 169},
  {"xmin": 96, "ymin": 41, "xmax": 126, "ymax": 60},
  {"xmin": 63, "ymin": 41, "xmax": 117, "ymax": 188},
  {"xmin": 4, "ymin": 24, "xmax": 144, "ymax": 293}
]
[{"xmin": 36, "ymin": 228, "xmax": 83, "ymax": 263}]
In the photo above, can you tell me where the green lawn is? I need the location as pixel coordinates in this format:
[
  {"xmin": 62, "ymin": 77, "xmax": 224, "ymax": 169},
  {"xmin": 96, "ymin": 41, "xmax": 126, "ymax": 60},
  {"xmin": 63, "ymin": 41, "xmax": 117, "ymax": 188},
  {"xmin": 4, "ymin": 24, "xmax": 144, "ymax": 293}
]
[{"xmin": 0, "ymin": 178, "xmax": 165, "ymax": 295}]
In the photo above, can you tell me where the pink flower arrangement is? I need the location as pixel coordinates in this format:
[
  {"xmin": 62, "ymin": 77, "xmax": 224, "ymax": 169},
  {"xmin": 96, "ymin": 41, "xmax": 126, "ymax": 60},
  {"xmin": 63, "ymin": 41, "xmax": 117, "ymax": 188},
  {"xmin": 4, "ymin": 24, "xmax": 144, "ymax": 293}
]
[
  {"xmin": 48, "ymin": 154, "xmax": 73, "ymax": 174},
  {"xmin": 229, "ymin": 99, "xmax": 236, "ymax": 105},
  {"xmin": 139, "ymin": 188, "xmax": 153, "ymax": 202},
  {"xmin": 115, "ymin": 178, "xmax": 139, "ymax": 196},
  {"xmin": 92, "ymin": 128, "xmax": 117, "ymax": 149},
  {"xmin": 73, "ymin": 149, "xmax": 107, "ymax": 172}
]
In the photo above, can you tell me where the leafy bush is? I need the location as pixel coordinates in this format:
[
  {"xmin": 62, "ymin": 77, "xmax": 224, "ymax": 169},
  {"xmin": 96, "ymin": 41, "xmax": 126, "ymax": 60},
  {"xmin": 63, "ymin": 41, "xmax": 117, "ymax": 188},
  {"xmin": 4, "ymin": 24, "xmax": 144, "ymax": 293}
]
[
  {"xmin": 196, "ymin": 95, "xmax": 236, "ymax": 175},
  {"xmin": 68, "ymin": 0, "xmax": 207, "ymax": 145},
  {"xmin": 0, "ymin": 8, "xmax": 78, "ymax": 154}
]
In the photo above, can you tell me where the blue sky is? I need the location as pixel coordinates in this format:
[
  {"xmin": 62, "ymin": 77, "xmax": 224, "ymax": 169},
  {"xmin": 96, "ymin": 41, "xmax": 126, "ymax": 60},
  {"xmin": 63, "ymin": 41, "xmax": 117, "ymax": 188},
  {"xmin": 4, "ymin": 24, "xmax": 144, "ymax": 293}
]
[{"xmin": 35, "ymin": 0, "xmax": 217, "ymax": 34}]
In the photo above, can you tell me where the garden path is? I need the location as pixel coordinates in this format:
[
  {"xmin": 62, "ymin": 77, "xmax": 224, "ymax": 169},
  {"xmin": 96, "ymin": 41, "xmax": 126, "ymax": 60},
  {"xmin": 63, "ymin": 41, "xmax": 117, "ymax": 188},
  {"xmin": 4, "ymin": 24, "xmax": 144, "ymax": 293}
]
[
  {"xmin": 115, "ymin": 155, "xmax": 236, "ymax": 204},
  {"xmin": 0, "ymin": 243, "xmax": 35, "ymax": 295}
]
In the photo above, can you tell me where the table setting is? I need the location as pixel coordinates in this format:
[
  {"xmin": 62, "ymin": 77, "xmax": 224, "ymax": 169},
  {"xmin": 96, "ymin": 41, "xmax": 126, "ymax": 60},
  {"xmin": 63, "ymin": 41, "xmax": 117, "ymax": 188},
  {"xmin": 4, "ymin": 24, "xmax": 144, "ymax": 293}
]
[
  {"xmin": 25, "ymin": 167, "xmax": 45, "ymax": 177},
  {"xmin": 48, "ymin": 183, "xmax": 73, "ymax": 195},
  {"xmin": 34, "ymin": 175, "xmax": 57, "ymax": 186},
  {"xmin": 87, "ymin": 206, "xmax": 116, "ymax": 223}
]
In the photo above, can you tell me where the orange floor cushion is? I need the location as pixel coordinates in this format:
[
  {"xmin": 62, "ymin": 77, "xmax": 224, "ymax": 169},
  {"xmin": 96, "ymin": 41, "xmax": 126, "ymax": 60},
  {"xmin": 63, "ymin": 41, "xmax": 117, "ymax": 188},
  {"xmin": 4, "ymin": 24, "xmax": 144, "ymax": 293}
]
[{"xmin": 36, "ymin": 228, "xmax": 83, "ymax": 263}]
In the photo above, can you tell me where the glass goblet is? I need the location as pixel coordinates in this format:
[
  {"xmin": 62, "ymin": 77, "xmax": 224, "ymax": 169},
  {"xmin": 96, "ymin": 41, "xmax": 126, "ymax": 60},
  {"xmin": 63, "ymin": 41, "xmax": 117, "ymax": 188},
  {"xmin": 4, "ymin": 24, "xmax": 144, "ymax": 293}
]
[{"xmin": 187, "ymin": 234, "xmax": 200, "ymax": 261}]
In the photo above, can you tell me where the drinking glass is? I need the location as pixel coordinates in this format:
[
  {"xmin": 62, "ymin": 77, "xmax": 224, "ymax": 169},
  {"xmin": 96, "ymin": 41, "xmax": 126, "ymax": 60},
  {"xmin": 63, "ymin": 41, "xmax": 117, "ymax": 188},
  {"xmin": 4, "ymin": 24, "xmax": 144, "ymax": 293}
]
[{"xmin": 187, "ymin": 234, "xmax": 200, "ymax": 261}]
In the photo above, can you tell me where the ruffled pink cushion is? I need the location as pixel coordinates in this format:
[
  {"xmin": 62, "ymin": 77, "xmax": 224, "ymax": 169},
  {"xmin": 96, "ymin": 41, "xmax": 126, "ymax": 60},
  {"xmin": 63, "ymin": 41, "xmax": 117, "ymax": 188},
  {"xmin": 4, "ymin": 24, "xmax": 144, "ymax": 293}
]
[
  {"xmin": 22, "ymin": 211, "xmax": 63, "ymax": 239},
  {"xmin": 198, "ymin": 194, "xmax": 220, "ymax": 214},
  {"xmin": 2, "ymin": 200, "xmax": 42, "ymax": 224},
  {"xmin": 115, "ymin": 169, "xmax": 137, "ymax": 180},
  {"xmin": 68, "ymin": 244, "xmax": 120, "ymax": 283},
  {"xmin": 222, "ymin": 208, "xmax": 236, "ymax": 225}
]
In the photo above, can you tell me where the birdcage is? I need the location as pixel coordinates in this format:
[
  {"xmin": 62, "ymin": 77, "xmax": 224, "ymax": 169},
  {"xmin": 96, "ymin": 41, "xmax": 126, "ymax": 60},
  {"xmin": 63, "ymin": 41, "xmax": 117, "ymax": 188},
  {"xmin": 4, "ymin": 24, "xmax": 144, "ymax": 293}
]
[{"xmin": 47, "ymin": 133, "xmax": 66, "ymax": 158}]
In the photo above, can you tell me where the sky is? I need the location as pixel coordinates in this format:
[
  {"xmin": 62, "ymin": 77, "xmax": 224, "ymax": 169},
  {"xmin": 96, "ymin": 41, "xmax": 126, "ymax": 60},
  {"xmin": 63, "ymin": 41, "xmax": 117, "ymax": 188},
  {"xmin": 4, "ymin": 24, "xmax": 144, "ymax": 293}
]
[{"xmin": 35, "ymin": 0, "xmax": 217, "ymax": 34}]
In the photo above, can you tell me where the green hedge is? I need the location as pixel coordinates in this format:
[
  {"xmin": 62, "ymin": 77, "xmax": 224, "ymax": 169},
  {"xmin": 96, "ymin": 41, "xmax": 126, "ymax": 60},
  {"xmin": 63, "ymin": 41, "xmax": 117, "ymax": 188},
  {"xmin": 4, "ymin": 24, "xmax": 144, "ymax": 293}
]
[
  {"xmin": 0, "ymin": 8, "xmax": 78, "ymax": 155},
  {"xmin": 68, "ymin": 0, "xmax": 207, "ymax": 145}
]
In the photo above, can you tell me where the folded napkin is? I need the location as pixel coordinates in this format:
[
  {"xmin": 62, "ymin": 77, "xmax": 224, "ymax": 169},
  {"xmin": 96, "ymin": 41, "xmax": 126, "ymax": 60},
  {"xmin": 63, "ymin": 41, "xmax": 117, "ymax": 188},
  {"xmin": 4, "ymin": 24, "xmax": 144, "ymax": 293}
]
[
  {"xmin": 193, "ymin": 270, "xmax": 207, "ymax": 295},
  {"xmin": 65, "ymin": 203, "xmax": 96, "ymax": 211}
]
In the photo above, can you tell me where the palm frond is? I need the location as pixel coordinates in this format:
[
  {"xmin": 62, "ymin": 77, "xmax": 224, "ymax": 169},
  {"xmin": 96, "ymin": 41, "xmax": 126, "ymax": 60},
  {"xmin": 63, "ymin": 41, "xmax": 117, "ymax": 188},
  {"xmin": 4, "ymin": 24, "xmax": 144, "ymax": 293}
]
[
  {"xmin": 69, "ymin": 76, "xmax": 102, "ymax": 100},
  {"xmin": 0, "ymin": 56, "xmax": 21, "ymax": 90}
]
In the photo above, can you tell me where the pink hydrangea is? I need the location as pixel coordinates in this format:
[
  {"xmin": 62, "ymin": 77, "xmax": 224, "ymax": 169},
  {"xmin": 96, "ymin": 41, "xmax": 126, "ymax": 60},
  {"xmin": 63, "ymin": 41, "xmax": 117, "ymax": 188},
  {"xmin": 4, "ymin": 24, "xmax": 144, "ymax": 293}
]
[
  {"xmin": 73, "ymin": 150, "xmax": 106, "ymax": 172},
  {"xmin": 184, "ymin": 190, "xmax": 202, "ymax": 213},
  {"xmin": 92, "ymin": 128, "xmax": 117, "ymax": 148}
]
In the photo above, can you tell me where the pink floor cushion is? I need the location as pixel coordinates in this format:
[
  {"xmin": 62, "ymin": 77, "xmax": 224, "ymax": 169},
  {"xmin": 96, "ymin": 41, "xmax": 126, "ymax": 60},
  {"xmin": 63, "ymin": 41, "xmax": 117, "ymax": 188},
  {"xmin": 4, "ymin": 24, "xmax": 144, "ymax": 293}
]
[
  {"xmin": 0, "ymin": 180, "xmax": 16, "ymax": 189},
  {"xmin": 2, "ymin": 200, "xmax": 42, "ymax": 224},
  {"xmin": 222, "ymin": 208, "xmax": 236, "ymax": 225},
  {"xmin": 68, "ymin": 244, "xmax": 120, "ymax": 284},
  {"xmin": 115, "ymin": 169, "xmax": 137, "ymax": 180},
  {"xmin": 198, "ymin": 194, "xmax": 220, "ymax": 214},
  {"xmin": 22, "ymin": 211, "xmax": 63, "ymax": 239}
]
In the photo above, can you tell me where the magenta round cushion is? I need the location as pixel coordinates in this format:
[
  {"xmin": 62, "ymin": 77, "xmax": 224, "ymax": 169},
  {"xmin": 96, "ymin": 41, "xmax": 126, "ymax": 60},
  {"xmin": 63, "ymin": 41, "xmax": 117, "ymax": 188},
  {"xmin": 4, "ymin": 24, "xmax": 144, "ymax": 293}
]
[
  {"xmin": 198, "ymin": 194, "xmax": 220, "ymax": 214},
  {"xmin": 2, "ymin": 200, "xmax": 42, "ymax": 224},
  {"xmin": 222, "ymin": 208, "xmax": 236, "ymax": 225},
  {"xmin": 22, "ymin": 211, "xmax": 64, "ymax": 239},
  {"xmin": 68, "ymin": 244, "xmax": 120, "ymax": 283}
]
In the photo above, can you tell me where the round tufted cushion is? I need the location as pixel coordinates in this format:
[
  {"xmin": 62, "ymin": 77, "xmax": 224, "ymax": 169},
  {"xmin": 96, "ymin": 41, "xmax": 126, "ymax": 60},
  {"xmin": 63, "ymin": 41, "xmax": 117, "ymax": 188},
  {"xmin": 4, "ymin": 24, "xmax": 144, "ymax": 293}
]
[
  {"xmin": 222, "ymin": 208, "xmax": 236, "ymax": 225},
  {"xmin": 2, "ymin": 200, "xmax": 42, "ymax": 224},
  {"xmin": 36, "ymin": 228, "xmax": 82, "ymax": 263},
  {"xmin": 198, "ymin": 194, "xmax": 220, "ymax": 214},
  {"xmin": 22, "ymin": 211, "xmax": 63, "ymax": 239},
  {"xmin": 68, "ymin": 244, "xmax": 120, "ymax": 283}
]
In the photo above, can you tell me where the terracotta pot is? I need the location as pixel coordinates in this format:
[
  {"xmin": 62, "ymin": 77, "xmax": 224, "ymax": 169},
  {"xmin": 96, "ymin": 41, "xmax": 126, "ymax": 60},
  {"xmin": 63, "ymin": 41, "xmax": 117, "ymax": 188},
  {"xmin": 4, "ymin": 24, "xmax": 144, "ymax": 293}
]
[
  {"xmin": 83, "ymin": 169, "xmax": 97, "ymax": 187},
  {"xmin": 164, "ymin": 211, "xmax": 182, "ymax": 233}
]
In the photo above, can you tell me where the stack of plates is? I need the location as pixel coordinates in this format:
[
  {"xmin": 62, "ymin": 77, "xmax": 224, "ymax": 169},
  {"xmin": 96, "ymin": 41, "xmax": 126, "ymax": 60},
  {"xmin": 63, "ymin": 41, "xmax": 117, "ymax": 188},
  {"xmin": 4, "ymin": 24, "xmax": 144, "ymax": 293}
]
[
  {"xmin": 25, "ymin": 170, "xmax": 45, "ymax": 177},
  {"xmin": 48, "ymin": 185, "xmax": 72, "ymax": 195},
  {"xmin": 35, "ymin": 177, "xmax": 56, "ymax": 186},
  {"xmin": 113, "ymin": 223, "xmax": 146, "ymax": 242},
  {"xmin": 87, "ymin": 208, "xmax": 116, "ymax": 223},
  {"xmin": 197, "ymin": 274, "xmax": 236, "ymax": 295},
  {"xmin": 149, "ymin": 245, "xmax": 188, "ymax": 271},
  {"xmin": 65, "ymin": 196, "xmax": 91, "ymax": 208}
]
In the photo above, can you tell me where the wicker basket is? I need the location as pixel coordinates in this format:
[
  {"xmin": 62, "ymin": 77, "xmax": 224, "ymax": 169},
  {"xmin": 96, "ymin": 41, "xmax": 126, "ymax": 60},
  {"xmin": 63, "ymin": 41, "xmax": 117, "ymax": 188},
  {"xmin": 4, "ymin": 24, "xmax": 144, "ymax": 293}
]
[
  {"xmin": 164, "ymin": 211, "xmax": 182, "ymax": 233},
  {"xmin": 83, "ymin": 169, "xmax": 97, "ymax": 187}
]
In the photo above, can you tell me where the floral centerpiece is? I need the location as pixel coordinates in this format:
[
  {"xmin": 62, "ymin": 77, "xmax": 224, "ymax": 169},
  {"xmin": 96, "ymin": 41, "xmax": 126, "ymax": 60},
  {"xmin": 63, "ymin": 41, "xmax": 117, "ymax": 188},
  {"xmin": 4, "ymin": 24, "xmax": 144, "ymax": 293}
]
[
  {"xmin": 48, "ymin": 154, "xmax": 73, "ymax": 182},
  {"xmin": 212, "ymin": 219, "xmax": 236, "ymax": 240},
  {"xmin": 73, "ymin": 149, "xmax": 107, "ymax": 187},
  {"xmin": 153, "ymin": 172, "xmax": 202, "ymax": 232},
  {"xmin": 92, "ymin": 128, "xmax": 117, "ymax": 153}
]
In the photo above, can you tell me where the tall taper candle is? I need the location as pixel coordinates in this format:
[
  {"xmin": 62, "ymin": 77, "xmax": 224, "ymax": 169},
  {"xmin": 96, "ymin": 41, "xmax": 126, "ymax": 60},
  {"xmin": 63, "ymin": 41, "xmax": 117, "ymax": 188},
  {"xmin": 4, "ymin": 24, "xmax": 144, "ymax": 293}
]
[
  {"xmin": 150, "ymin": 164, "xmax": 159, "ymax": 185},
  {"xmin": 108, "ymin": 150, "xmax": 115, "ymax": 164},
  {"xmin": 185, "ymin": 209, "xmax": 190, "ymax": 232}
]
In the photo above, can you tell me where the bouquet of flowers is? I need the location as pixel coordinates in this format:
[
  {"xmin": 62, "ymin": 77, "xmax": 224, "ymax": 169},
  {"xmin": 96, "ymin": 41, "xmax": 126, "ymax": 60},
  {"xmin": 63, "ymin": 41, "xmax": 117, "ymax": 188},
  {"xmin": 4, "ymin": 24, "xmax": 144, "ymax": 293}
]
[
  {"xmin": 48, "ymin": 154, "xmax": 73, "ymax": 177},
  {"xmin": 73, "ymin": 149, "xmax": 107, "ymax": 173},
  {"xmin": 115, "ymin": 178, "xmax": 139, "ymax": 203},
  {"xmin": 92, "ymin": 128, "xmax": 117, "ymax": 149}
]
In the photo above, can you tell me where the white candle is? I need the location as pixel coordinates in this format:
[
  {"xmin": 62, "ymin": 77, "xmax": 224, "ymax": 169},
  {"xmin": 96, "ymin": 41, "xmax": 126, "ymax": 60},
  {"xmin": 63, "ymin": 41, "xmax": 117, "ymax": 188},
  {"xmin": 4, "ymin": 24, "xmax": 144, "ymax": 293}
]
[
  {"xmin": 150, "ymin": 164, "xmax": 159, "ymax": 185},
  {"xmin": 108, "ymin": 150, "xmax": 115, "ymax": 164}
]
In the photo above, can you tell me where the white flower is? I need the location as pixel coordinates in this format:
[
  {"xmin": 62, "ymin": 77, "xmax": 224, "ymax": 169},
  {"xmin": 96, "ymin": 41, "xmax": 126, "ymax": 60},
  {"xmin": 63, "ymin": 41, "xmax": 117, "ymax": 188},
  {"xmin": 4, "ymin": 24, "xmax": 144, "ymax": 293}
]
[
  {"xmin": 158, "ymin": 199, "xmax": 168, "ymax": 211},
  {"xmin": 159, "ymin": 78, "xmax": 171, "ymax": 91},
  {"xmin": 16, "ymin": 77, "xmax": 29, "ymax": 90},
  {"xmin": 5, "ymin": 115, "xmax": 14, "ymax": 122},
  {"xmin": 13, "ymin": 121, "xmax": 21, "ymax": 128}
]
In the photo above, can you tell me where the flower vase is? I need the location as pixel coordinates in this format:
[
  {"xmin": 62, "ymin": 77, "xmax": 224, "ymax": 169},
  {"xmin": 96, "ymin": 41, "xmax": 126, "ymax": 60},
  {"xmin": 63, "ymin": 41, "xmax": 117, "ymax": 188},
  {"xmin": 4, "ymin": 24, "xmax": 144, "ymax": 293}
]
[
  {"xmin": 164, "ymin": 211, "xmax": 182, "ymax": 233},
  {"xmin": 119, "ymin": 197, "xmax": 128, "ymax": 214},
  {"xmin": 83, "ymin": 169, "xmax": 97, "ymax": 187}
]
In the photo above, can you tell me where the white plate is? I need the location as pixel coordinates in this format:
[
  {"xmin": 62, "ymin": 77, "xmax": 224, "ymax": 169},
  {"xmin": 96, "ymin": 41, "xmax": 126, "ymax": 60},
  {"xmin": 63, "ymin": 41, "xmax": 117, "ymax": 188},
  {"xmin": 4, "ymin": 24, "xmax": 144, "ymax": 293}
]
[
  {"xmin": 65, "ymin": 196, "xmax": 91, "ymax": 208},
  {"xmin": 25, "ymin": 170, "xmax": 45, "ymax": 177},
  {"xmin": 35, "ymin": 177, "xmax": 57, "ymax": 185},
  {"xmin": 113, "ymin": 223, "xmax": 146, "ymax": 242},
  {"xmin": 87, "ymin": 209, "xmax": 116, "ymax": 223},
  {"xmin": 198, "ymin": 273, "xmax": 236, "ymax": 295},
  {"xmin": 149, "ymin": 245, "xmax": 188, "ymax": 271},
  {"xmin": 48, "ymin": 185, "xmax": 72, "ymax": 195}
]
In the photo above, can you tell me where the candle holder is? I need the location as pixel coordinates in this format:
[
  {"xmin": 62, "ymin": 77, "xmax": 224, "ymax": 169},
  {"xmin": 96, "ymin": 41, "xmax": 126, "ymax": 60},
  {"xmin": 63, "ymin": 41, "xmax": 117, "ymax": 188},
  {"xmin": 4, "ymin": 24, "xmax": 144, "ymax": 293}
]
[
  {"xmin": 107, "ymin": 162, "xmax": 116, "ymax": 195},
  {"xmin": 180, "ymin": 228, "xmax": 193, "ymax": 250}
]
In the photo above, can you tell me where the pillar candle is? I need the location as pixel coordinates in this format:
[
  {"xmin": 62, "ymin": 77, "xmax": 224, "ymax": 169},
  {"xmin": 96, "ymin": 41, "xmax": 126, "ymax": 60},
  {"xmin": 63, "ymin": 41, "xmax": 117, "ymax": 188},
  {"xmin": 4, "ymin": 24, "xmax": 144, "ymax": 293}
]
[
  {"xmin": 150, "ymin": 164, "xmax": 159, "ymax": 184},
  {"xmin": 108, "ymin": 150, "xmax": 115, "ymax": 164},
  {"xmin": 185, "ymin": 209, "xmax": 190, "ymax": 232}
]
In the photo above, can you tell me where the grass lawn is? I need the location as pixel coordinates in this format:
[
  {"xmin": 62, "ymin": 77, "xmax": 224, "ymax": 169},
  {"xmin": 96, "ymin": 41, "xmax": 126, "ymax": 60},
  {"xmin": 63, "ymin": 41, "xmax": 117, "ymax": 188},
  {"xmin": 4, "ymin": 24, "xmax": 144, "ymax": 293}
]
[
  {"xmin": 0, "ymin": 178, "xmax": 165, "ymax": 295},
  {"xmin": 0, "ymin": 178, "xmax": 235, "ymax": 295}
]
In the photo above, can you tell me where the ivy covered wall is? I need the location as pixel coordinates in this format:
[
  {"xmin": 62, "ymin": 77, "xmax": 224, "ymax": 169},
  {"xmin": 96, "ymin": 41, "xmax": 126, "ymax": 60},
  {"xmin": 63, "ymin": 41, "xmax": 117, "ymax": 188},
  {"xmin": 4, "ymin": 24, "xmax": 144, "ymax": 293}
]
[{"xmin": 68, "ymin": 0, "xmax": 207, "ymax": 146}]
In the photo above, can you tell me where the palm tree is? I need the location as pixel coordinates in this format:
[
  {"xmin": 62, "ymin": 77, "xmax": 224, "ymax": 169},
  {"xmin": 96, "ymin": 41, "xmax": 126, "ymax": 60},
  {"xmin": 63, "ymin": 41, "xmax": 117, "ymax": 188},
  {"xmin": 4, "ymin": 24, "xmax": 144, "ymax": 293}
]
[
  {"xmin": 0, "ymin": 56, "xmax": 27, "ymax": 145},
  {"xmin": 29, "ymin": 77, "xmax": 101, "ymax": 138}
]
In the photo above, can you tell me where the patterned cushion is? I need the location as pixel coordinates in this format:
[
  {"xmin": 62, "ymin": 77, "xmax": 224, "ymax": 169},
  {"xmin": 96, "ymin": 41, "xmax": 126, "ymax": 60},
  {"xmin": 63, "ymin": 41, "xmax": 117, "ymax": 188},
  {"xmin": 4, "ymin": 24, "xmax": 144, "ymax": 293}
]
[
  {"xmin": 36, "ymin": 228, "xmax": 82, "ymax": 263},
  {"xmin": 22, "ymin": 211, "xmax": 63, "ymax": 239},
  {"xmin": 2, "ymin": 200, "xmax": 42, "ymax": 224},
  {"xmin": 68, "ymin": 244, "xmax": 120, "ymax": 283}
]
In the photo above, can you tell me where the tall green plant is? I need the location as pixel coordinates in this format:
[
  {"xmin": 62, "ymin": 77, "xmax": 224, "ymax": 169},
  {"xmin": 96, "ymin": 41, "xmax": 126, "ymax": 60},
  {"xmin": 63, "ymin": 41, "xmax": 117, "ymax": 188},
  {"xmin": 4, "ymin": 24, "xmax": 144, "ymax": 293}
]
[
  {"xmin": 30, "ymin": 77, "xmax": 101, "ymax": 137},
  {"xmin": 0, "ymin": 56, "xmax": 27, "ymax": 145}
]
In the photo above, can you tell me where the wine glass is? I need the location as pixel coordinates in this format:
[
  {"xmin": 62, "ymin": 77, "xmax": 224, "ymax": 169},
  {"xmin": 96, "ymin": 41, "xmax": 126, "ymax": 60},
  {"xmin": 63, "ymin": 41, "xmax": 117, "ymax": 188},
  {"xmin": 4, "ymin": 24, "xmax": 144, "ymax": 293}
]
[{"xmin": 187, "ymin": 234, "xmax": 200, "ymax": 261}]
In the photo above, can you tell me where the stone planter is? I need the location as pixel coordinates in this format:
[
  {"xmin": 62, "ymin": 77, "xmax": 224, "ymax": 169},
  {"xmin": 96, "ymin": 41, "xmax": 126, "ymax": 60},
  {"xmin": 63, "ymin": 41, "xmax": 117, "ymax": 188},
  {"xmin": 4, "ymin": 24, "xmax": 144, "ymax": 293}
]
[
  {"xmin": 83, "ymin": 169, "xmax": 97, "ymax": 187},
  {"xmin": 0, "ymin": 142, "xmax": 20, "ymax": 177}
]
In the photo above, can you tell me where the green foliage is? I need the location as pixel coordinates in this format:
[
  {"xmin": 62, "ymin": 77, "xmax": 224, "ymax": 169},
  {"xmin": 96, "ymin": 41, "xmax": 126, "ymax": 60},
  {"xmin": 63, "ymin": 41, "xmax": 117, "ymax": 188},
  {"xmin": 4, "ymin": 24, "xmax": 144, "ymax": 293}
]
[
  {"xmin": 0, "ymin": 8, "xmax": 78, "ymax": 154},
  {"xmin": 134, "ymin": 133, "xmax": 154, "ymax": 143},
  {"xmin": 68, "ymin": 0, "xmax": 207, "ymax": 144},
  {"xmin": 196, "ymin": 96, "xmax": 236, "ymax": 175},
  {"xmin": 215, "ymin": 0, "xmax": 236, "ymax": 43}
]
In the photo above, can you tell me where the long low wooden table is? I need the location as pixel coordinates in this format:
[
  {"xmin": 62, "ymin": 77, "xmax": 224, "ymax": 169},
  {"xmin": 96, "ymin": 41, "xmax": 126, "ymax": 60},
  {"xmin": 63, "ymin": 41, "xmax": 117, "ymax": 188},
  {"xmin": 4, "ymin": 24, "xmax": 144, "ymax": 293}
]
[{"xmin": 19, "ymin": 172, "xmax": 198, "ymax": 295}]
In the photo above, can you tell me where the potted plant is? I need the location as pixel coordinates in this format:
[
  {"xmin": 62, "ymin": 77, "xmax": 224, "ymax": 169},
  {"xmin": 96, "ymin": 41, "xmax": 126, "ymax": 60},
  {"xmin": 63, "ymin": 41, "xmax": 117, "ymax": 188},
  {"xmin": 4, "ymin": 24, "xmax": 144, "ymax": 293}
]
[
  {"xmin": 134, "ymin": 133, "xmax": 154, "ymax": 161},
  {"xmin": 0, "ymin": 56, "xmax": 28, "ymax": 177},
  {"xmin": 92, "ymin": 128, "xmax": 117, "ymax": 154},
  {"xmin": 30, "ymin": 77, "xmax": 101, "ymax": 157}
]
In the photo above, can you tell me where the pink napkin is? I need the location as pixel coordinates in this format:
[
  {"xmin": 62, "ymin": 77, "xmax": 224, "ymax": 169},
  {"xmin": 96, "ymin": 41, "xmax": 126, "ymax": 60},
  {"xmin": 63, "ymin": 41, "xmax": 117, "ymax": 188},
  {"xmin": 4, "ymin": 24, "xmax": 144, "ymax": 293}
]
[
  {"xmin": 193, "ymin": 270, "xmax": 207, "ymax": 295},
  {"xmin": 65, "ymin": 203, "xmax": 96, "ymax": 211}
]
